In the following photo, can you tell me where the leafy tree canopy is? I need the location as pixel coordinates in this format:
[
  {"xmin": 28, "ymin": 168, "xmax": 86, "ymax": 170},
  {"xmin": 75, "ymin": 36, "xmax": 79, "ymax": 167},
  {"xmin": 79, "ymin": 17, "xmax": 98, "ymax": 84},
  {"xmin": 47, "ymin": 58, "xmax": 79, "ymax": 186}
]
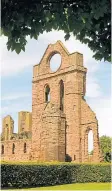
[
  {"xmin": 1, "ymin": 0, "xmax": 111, "ymax": 62},
  {"xmin": 100, "ymin": 136, "xmax": 111, "ymax": 162}
]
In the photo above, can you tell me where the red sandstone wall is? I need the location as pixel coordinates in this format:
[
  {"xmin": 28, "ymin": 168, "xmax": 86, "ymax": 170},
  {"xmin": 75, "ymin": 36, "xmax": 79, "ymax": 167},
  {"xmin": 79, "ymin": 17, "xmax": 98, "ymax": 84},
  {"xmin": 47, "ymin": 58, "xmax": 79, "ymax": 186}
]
[
  {"xmin": 1, "ymin": 41, "xmax": 101, "ymax": 163},
  {"xmin": 81, "ymin": 99, "xmax": 101, "ymax": 162},
  {"xmin": 1, "ymin": 139, "xmax": 31, "ymax": 161},
  {"xmin": 32, "ymin": 41, "xmax": 87, "ymax": 162}
]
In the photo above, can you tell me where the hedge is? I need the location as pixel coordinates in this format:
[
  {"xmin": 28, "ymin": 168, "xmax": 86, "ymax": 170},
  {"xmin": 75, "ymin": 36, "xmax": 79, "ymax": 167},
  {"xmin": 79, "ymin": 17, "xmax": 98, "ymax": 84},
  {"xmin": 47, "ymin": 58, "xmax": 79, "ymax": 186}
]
[{"xmin": 1, "ymin": 163, "xmax": 111, "ymax": 188}]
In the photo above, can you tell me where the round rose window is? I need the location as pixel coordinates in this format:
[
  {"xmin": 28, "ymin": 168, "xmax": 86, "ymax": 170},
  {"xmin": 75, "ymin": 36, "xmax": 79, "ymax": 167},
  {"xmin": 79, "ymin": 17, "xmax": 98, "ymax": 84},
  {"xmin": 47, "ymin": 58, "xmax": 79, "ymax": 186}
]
[{"xmin": 50, "ymin": 53, "xmax": 61, "ymax": 72}]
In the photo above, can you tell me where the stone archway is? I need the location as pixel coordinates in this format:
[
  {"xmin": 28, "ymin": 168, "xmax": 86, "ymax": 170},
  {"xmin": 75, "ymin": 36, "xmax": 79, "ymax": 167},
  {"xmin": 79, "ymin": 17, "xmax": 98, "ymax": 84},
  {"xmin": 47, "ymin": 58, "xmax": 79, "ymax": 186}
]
[
  {"xmin": 88, "ymin": 130, "xmax": 94, "ymax": 161},
  {"xmin": 84, "ymin": 128, "xmax": 93, "ymax": 162},
  {"xmin": 82, "ymin": 124, "xmax": 101, "ymax": 162}
]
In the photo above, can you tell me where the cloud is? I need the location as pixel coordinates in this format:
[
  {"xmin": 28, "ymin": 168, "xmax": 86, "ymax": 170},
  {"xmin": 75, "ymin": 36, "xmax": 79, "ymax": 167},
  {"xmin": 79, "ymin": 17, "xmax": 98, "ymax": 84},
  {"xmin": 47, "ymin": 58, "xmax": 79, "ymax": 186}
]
[
  {"xmin": 86, "ymin": 78, "xmax": 102, "ymax": 98},
  {"xmin": 86, "ymin": 82, "xmax": 101, "ymax": 98},
  {"xmin": 1, "ymin": 100, "xmax": 31, "ymax": 116},
  {"xmin": 1, "ymin": 30, "xmax": 101, "ymax": 77},
  {"xmin": 1, "ymin": 99, "xmax": 32, "ymax": 133},
  {"xmin": 1, "ymin": 92, "xmax": 30, "ymax": 101},
  {"xmin": 1, "ymin": 54, "xmax": 39, "ymax": 77},
  {"xmin": 1, "ymin": 30, "xmax": 103, "ymax": 99}
]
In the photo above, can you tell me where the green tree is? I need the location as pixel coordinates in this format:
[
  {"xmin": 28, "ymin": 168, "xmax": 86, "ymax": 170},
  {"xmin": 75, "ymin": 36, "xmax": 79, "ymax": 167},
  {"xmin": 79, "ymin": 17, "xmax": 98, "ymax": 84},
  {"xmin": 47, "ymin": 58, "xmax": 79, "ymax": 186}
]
[
  {"xmin": 100, "ymin": 136, "xmax": 111, "ymax": 162},
  {"xmin": 1, "ymin": 0, "xmax": 110, "ymax": 62}
]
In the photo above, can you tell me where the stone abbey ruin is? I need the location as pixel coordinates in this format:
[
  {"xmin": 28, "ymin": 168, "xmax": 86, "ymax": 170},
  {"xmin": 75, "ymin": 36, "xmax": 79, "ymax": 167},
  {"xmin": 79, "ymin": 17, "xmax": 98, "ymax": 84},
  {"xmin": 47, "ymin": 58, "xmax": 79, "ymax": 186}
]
[{"xmin": 1, "ymin": 41, "xmax": 102, "ymax": 162}]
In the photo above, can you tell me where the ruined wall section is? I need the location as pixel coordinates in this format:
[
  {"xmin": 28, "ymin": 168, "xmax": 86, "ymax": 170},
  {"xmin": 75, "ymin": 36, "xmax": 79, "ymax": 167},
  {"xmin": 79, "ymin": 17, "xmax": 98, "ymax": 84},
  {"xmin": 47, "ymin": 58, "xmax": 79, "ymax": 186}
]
[
  {"xmin": 81, "ymin": 99, "xmax": 102, "ymax": 162},
  {"xmin": 1, "ymin": 112, "xmax": 32, "ymax": 161},
  {"xmin": 18, "ymin": 111, "xmax": 32, "ymax": 133},
  {"xmin": 64, "ymin": 71, "xmax": 80, "ymax": 162},
  {"xmin": 33, "ymin": 41, "xmax": 86, "ymax": 80},
  {"xmin": 1, "ymin": 140, "xmax": 31, "ymax": 161},
  {"xmin": 40, "ymin": 103, "xmax": 66, "ymax": 162},
  {"xmin": 81, "ymin": 99, "xmax": 97, "ymax": 124},
  {"xmin": 2, "ymin": 116, "xmax": 14, "ymax": 141},
  {"xmin": 33, "ymin": 41, "xmax": 70, "ymax": 77}
]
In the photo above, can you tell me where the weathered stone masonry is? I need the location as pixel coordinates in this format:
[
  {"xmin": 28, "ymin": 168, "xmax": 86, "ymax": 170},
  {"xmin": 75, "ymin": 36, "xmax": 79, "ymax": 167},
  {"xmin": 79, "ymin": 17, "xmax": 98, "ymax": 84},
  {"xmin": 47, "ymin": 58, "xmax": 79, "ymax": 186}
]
[
  {"xmin": 1, "ymin": 113, "xmax": 32, "ymax": 161},
  {"xmin": 1, "ymin": 41, "xmax": 102, "ymax": 162}
]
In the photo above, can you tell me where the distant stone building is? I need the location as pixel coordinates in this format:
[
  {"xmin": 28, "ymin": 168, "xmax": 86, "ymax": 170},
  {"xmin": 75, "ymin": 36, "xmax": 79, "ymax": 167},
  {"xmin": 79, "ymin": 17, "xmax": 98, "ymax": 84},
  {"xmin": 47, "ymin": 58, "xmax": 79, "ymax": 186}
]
[
  {"xmin": 1, "ymin": 41, "xmax": 102, "ymax": 162},
  {"xmin": 1, "ymin": 112, "xmax": 32, "ymax": 161}
]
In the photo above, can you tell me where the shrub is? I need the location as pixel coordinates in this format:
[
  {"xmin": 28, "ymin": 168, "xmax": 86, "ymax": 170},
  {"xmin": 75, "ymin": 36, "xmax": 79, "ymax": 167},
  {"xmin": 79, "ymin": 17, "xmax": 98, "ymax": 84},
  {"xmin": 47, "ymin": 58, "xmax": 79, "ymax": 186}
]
[{"xmin": 1, "ymin": 163, "xmax": 111, "ymax": 188}]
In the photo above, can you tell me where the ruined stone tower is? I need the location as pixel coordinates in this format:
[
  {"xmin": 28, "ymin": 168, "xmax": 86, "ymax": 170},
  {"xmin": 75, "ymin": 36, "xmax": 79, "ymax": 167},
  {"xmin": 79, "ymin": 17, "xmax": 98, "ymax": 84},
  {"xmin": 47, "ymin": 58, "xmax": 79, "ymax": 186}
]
[
  {"xmin": 1, "ymin": 41, "xmax": 102, "ymax": 162},
  {"xmin": 31, "ymin": 41, "xmax": 101, "ymax": 162},
  {"xmin": 2, "ymin": 116, "xmax": 14, "ymax": 141},
  {"xmin": 18, "ymin": 111, "xmax": 32, "ymax": 133}
]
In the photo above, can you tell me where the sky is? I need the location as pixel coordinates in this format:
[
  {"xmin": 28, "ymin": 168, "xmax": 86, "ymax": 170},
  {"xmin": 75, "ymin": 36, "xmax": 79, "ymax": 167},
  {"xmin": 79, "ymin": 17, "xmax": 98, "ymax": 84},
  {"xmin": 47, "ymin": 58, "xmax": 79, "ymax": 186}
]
[{"xmin": 0, "ymin": 30, "xmax": 111, "ymax": 151}]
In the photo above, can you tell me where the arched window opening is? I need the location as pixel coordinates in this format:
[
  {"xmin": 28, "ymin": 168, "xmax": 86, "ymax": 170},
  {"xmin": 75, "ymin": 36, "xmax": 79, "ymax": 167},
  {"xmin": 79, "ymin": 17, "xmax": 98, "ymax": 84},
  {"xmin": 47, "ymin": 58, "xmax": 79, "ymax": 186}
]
[
  {"xmin": 74, "ymin": 155, "xmax": 76, "ymax": 160},
  {"xmin": 6, "ymin": 124, "xmax": 9, "ymax": 140},
  {"xmin": 12, "ymin": 143, "xmax": 15, "ymax": 154},
  {"xmin": 24, "ymin": 143, "xmax": 27, "ymax": 153},
  {"xmin": 60, "ymin": 80, "xmax": 64, "ymax": 111},
  {"xmin": 45, "ymin": 85, "xmax": 50, "ymax": 102},
  {"xmin": 1, "ymin": 145, "xmax": 4, "ymax": 154},
  {"xmin": 88, "ymin": 130, "xmax": 93, "ymax": 155}
]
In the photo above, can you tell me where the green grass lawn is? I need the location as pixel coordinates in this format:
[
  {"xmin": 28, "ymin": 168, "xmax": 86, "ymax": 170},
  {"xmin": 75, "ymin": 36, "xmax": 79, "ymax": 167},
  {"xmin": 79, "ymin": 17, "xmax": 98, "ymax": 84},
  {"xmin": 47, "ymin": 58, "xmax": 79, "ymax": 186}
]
[
  {"xmin": 3, "ymin": 183, "xmax": 111, "ymax": 190},
  {"xmin": 28, "ymin": 183, "xmax": 111, "ymax": 190}
]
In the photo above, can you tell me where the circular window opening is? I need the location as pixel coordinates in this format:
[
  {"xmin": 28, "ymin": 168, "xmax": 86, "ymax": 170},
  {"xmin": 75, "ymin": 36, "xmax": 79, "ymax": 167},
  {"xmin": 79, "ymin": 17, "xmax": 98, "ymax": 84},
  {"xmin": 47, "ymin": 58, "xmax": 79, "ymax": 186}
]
[{"xmin": 50, "ymin": 53, "xmax": 61, "ymax": 72}]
